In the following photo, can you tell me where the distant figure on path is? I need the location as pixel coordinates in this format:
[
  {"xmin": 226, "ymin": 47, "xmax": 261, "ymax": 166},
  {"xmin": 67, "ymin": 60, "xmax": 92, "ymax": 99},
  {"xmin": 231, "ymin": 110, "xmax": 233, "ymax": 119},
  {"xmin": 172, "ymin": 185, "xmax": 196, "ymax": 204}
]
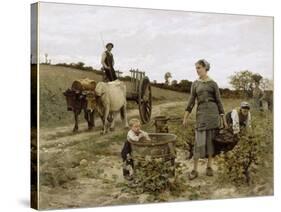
[{"xmin": 252, "ymin": 81, "xmax": 265, "ymax": 111}]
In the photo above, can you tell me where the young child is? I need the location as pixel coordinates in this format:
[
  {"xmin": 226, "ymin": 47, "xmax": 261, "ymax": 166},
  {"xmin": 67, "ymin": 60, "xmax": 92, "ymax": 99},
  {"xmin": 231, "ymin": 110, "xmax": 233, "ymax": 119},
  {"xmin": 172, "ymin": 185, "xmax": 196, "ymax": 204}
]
[{"xmin": 121, "ymin": 118, "xmax": 150, "ymax": 180}]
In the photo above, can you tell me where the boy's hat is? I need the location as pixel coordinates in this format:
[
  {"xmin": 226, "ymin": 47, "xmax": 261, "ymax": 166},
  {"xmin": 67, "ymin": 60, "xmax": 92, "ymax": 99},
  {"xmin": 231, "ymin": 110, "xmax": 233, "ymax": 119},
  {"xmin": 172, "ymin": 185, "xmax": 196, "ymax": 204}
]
[
  {"xmin": 240, "ymin": 101, "xmax": 250, "ymax": 109},
  {"xmin": 106, "ymin": 43, "xmax": 114, "ymax": 48}
]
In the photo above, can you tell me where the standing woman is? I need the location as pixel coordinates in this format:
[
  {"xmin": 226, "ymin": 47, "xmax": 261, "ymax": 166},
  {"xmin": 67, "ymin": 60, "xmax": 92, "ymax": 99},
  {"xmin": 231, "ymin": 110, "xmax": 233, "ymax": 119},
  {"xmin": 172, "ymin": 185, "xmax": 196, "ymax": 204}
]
[{"xmin": 183, "ymin": 59, "xmax": 228, "ymax": 180}]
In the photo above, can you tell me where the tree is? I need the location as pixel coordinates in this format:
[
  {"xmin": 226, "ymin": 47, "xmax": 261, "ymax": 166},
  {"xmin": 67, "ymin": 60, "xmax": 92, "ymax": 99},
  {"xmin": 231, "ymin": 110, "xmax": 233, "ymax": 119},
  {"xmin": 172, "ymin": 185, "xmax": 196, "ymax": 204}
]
[
  {"xmin": 164, "ymin": 72, "xmax": 172, "ymax": 85},
  {"xmin": 229, "ymin": 70, "xmax": 254, "ymax": 98},
  {"xmin": 171, "ymin": 80, "xmax": 178, "ymax": 86},
  {"xmin": 179, "ymin": 80, "xmax": 192, "ymax": 92},
  {"xmin": 252, "ymin": 73, "xmax": 263, "ymax": 84},
  {"xmin": 75, "ymin": 62, "xmax": 85, "ymax": 69},
  {"xmin": 44, "ymin": 53, "xmax": 48, "ymax": 64}
]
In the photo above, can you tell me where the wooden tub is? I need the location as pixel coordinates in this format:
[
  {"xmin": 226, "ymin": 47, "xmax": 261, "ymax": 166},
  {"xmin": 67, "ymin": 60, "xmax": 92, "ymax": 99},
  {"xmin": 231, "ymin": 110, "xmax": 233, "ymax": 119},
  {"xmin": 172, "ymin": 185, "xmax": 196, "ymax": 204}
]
[
  {"xmin": 128, "ymin": 133, "xmax": 177, "ymax": 179},
  {"xmin": 128, "ymin": 133, "xmax": 176, "ymax": 162}
]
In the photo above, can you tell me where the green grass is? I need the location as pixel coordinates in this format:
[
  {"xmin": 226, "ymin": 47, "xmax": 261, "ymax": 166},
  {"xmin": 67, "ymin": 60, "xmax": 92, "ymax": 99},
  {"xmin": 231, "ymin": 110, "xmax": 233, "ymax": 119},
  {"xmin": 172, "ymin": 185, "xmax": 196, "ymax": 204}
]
[
  {"xmin": 37, "ymin": 64, "xmax": 273, "ymax": 207},
  {"xmin": 39, "ymin": 64, "xmax": 188, "ymax": 128}
]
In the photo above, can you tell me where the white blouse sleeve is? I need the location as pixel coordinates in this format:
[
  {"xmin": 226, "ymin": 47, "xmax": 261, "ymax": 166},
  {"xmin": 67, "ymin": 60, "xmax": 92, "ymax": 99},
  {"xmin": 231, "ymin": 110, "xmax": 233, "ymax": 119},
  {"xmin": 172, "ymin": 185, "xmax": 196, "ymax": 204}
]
[
  {"xmin": 231, "ymin": 109, "xmax": 240, "ymax": 134},
  {"xmin": 127, "ymin": 130, "xmax": 140, "ymax": 142}
]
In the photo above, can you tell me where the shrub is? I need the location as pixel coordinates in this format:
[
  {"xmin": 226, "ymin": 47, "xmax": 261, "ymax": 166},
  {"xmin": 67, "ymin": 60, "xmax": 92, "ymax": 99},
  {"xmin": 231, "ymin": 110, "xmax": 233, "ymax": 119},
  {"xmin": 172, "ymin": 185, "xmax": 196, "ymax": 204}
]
[
  {"xmin": 217, "ymin": 111, "xmax": 273, "ymax": 186},
  {"xmin": 132, "ymin": 157, "xmax": 175, "ymax": 194},
  {"xmin": 126, "ymin": 156, "xmax": 190, "ymax": 200}
]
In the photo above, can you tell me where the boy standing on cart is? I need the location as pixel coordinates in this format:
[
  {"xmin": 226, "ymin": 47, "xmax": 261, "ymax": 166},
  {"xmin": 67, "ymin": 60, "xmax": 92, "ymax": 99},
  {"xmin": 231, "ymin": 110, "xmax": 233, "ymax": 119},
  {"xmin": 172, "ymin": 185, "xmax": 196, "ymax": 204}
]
[{"xmin": 101, "ymin": 42, "xmax": 118, "ymax": 81}]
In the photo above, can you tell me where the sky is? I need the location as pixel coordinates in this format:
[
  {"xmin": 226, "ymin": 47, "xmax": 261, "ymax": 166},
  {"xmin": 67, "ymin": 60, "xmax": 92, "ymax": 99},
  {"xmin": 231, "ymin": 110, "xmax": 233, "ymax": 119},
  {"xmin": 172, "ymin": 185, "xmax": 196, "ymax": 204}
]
[{"xmin": 38, "ymin": 2, "xmax": 273, "ymax": 88}]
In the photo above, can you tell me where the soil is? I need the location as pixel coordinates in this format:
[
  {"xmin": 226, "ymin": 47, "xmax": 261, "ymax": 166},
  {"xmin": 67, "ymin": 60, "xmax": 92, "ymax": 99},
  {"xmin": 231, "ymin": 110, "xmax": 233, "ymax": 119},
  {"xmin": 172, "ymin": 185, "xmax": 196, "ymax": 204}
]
[{"xmin": 38, "ymin": 101, "xmax": 273, "ymax": 210}]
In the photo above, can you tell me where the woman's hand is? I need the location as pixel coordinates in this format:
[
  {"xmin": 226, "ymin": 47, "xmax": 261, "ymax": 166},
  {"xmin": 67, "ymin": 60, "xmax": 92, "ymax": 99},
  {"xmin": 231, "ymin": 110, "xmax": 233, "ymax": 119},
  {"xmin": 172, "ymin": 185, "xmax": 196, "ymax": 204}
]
[
  {"xmin": 220, "ymin": 114, "xmax": 229, "ymax": 129},
  {"xmin": 224, "ymin": 121, "xmax": 229, "ymax": 129},
  {"xmin": 222, "ymin": 115, "xmax": 229, "ymax": 129},
  {"xmin": 183, "ymin": 118, "xmax": 188, "ymax": 128},
  {"xmin": 183, "ymin": 111, "xmax": 190, "ymax": 128}
]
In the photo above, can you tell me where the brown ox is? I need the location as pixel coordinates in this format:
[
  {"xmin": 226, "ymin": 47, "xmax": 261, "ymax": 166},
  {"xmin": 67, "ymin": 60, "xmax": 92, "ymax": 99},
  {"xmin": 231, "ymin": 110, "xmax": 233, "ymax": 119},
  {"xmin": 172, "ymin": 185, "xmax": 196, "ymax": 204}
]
[{"xmin": 63, "ymin": 89, "xmax": 95, "ymax": 132}]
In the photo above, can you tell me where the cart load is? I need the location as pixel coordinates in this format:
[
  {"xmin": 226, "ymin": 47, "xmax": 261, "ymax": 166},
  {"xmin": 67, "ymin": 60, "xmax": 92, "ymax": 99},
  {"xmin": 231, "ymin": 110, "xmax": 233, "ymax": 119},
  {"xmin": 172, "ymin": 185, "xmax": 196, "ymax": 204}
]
[{"xmin": 71, "ymin": 78, "xmax": 97, "ymax": 91}]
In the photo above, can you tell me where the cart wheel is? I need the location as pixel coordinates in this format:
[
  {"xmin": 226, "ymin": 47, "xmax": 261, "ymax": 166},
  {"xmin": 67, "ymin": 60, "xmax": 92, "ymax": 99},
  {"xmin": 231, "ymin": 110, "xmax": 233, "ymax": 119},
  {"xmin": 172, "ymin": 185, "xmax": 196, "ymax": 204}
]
[{"xmin": 138, "ymin": 77, "xmax": 152, "ymax": 124}]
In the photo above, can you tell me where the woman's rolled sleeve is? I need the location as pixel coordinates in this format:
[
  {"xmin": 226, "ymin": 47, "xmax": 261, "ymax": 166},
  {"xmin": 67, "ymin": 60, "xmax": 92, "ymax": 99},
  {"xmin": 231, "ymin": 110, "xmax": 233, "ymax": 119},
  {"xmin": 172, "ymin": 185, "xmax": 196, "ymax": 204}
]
[
  {"xmin": 185, "ymin": 81, "xmax": 196, "ymax": 112},
  {"xmin": 214, "ymin": 82, "xmax": 225, "ymax": 114}
]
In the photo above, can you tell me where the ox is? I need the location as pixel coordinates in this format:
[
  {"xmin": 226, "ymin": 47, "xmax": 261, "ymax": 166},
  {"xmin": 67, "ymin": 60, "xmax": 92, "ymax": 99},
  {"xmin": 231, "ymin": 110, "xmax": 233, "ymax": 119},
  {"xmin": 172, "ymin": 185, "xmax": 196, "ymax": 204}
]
[
  {"xmin": 85, "ymin": 81, "xmax": 129, "ymax": 134},
  {"xmin": 63, "ymin": 89, "xmax": 95, "ymax": 132}
]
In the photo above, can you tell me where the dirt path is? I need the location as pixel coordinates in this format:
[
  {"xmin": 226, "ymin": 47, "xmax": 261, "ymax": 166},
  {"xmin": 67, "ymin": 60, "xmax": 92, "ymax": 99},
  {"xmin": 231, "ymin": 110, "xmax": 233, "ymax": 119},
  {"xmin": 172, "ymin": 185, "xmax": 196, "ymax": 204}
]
[
  {"xmin": 38, "ymin": 101, "xmax": 271, "ymax": 209},
  {"xmin": 39, "ymin": 101, "xmax": 185, "ymax": 148},
  {"xmin": 38, "ymin": 101, "xmax": 191, "ymax": 209}
]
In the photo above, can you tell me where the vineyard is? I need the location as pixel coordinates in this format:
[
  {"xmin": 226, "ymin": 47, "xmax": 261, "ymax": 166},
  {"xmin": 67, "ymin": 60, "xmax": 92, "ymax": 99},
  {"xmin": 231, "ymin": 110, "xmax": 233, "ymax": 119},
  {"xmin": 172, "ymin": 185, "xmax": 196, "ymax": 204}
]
[{"xmin": 36, "ymin": 65, "xmax": 273, "ymax": 209}]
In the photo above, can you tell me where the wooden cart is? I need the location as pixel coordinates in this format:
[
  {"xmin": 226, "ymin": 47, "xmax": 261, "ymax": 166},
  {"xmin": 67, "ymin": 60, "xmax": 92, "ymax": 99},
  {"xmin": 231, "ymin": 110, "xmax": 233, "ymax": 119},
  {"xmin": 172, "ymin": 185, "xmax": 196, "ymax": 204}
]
[{"xmin": 125, "ymin": 69, "xmax": 152, "ymax": 124}]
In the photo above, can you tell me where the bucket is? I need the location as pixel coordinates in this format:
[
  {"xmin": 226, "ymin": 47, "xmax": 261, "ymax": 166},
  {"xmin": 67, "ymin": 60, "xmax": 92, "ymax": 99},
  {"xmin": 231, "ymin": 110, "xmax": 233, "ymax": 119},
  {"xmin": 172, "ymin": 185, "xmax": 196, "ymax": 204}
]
[{"xmin": 154, "ymin": 116, "xmax": 169, "ymax": 133}]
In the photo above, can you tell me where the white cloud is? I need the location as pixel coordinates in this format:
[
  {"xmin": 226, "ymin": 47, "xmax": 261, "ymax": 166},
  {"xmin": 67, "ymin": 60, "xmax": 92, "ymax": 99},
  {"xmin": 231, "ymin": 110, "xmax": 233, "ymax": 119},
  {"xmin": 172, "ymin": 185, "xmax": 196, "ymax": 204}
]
[{"xmin": 39, "ymin": 2, "xmax": 273, "ymax": 88}]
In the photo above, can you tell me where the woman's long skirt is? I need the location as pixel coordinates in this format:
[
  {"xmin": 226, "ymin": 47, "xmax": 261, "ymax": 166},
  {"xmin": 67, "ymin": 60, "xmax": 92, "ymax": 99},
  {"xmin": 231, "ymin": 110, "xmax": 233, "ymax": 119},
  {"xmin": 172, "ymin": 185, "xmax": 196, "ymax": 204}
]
[{"xmin": 193, "ymin": 129, "xmax": 217, "ymax": 159}]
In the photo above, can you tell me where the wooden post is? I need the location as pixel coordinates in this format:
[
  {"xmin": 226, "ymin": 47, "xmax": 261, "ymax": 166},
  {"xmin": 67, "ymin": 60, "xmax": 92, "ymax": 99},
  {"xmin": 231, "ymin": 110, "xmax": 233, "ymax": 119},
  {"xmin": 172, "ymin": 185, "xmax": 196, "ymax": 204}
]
[
  {"xmin": 44, "ymin": 53, "xmax": 48, "ymax": 64},
  {"xmin": 115, "ymin": 70, "xmax": 123, "ymax": 78}
]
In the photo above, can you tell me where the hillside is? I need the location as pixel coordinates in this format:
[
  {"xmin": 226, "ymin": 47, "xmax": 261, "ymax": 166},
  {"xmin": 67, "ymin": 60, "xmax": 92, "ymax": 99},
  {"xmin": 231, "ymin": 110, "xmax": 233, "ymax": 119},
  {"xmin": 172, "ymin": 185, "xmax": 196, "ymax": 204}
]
[
  {"xmin": 38, "ymin": 96, "xmax": 272, "ymax": 209},
  {"xmin": 36, "ymin": 65, "xmax": 273, "ymax": 209},
  {"xmin": 39, "ymin": 65, "xmax": 188, "ymax": 128}
]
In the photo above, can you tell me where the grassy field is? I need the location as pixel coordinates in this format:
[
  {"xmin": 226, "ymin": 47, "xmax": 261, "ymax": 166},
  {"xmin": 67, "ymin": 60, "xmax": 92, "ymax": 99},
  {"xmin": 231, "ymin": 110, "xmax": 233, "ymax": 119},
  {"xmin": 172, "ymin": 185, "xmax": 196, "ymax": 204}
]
[
  {"xmin": 37, "ymin": 65, "xmax": 273, "ymax": 209},
  {"xmin": 39, "ymin": 64, "xmax": 188, "ymax": 128}
]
